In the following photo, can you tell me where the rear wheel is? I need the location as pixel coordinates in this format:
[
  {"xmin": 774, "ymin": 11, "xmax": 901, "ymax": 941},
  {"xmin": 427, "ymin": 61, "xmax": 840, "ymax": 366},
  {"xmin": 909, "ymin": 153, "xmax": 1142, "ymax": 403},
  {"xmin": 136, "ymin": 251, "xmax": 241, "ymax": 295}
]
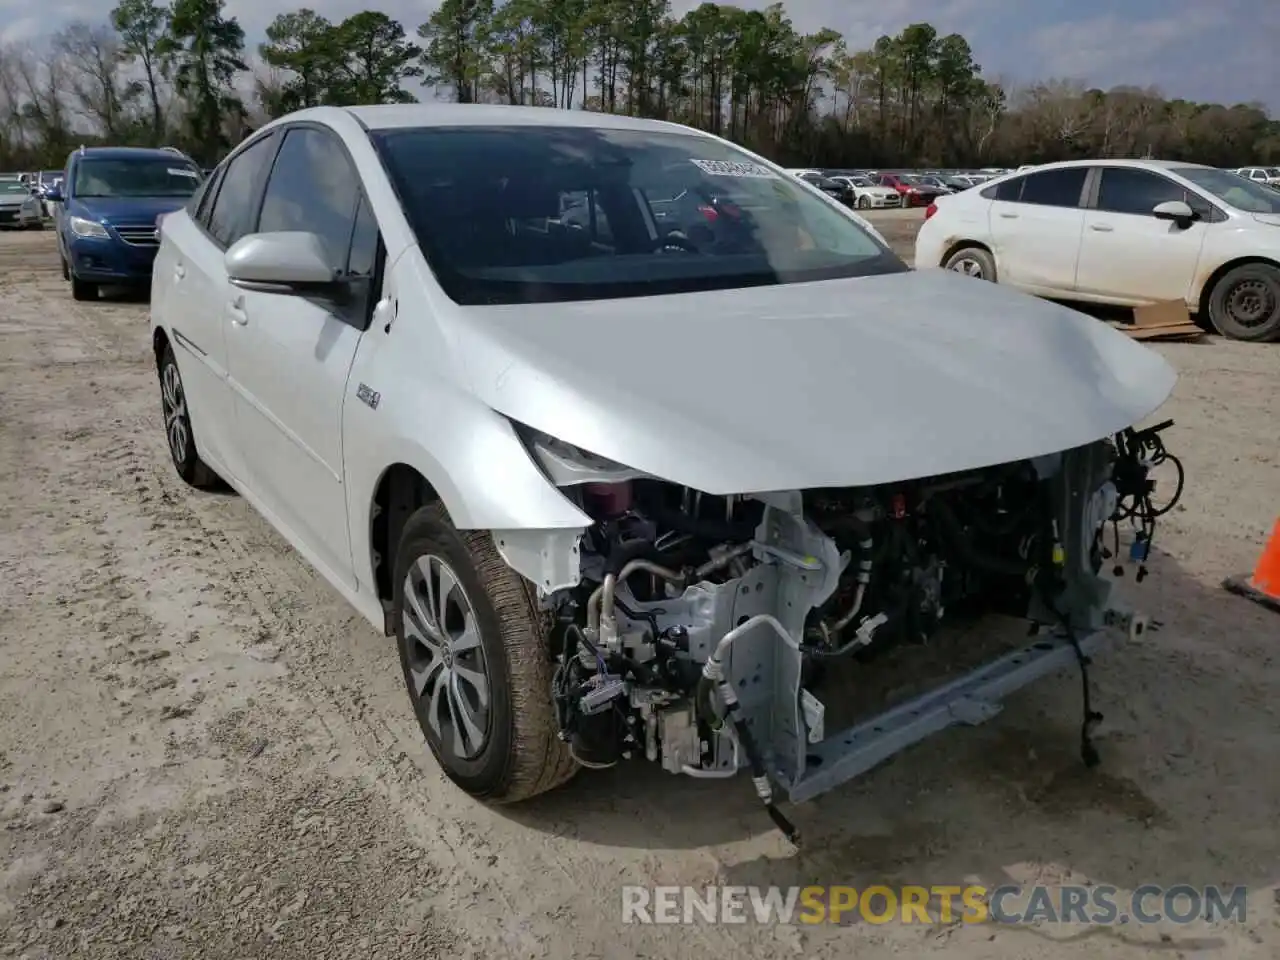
[
  {"xmin": 1207, "ymin": 263, "xmax": 1280, "ymax": 341},
  {"xmin": 70, "ymin": 275, "xmax": 98, "ymax": 301},
  {"xmin": 944, "ymin": 246, "xmax": 998, "ymax": 282},
  {"xmin": 158, "ymin": 344, "xmax": 220, "ymax": 488},
  {"xmin": 394, "ymin": 503, "xmax": 577, "ymax": 803}
]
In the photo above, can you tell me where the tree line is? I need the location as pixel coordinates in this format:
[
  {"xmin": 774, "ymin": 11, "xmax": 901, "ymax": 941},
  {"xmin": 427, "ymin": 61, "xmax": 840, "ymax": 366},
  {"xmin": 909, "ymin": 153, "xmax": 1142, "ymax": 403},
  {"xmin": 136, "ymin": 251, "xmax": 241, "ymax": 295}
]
[{"xmin": 0, "ymin": 0, "xmax": 1275, "ymax": 170}]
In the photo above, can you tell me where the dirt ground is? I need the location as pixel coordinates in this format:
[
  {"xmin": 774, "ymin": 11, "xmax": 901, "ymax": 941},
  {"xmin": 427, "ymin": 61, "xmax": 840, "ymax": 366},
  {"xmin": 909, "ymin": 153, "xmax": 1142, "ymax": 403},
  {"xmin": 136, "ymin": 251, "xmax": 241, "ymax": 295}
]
[{"xmin": 1, "ymin": 222, "xmax": 1278, "ymax": 960}]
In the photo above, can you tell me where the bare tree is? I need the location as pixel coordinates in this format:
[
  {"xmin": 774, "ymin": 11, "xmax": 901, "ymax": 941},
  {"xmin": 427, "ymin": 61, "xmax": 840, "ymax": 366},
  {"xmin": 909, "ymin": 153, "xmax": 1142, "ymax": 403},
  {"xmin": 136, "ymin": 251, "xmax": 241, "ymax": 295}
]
[
  {"xmin": 54, "ymin": 22, "xmax": 141, "ymax": 138},
  {"xmin": 10, "ymin": 42, "xmax": 73, "ymax": 162}
]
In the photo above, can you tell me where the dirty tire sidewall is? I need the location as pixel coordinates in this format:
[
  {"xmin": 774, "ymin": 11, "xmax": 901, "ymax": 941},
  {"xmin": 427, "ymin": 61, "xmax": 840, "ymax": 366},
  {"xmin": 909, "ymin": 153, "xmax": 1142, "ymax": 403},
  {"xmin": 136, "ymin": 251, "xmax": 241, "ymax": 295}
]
[
  {"xmin": 944, "ymin": 246, "xmax": 998, "ymax": 282},
  {"xmin": 394, "ymin": 503, "xmax": 576, "ymax": 803},
  {"xmin": 60, "ymin": 256, "xmax": 69, "ymax": 280},
  {"xmin": 1208, "ymin": 263, "xmax": 1280, "ymax": 342}
]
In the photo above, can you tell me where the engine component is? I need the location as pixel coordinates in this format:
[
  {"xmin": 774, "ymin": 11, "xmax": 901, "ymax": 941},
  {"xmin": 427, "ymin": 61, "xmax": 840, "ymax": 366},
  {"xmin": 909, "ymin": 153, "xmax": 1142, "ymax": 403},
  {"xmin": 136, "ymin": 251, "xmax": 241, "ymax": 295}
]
[{"xmin": 543, "ymin": 429, "xmax": 1183, "ymax": 844}]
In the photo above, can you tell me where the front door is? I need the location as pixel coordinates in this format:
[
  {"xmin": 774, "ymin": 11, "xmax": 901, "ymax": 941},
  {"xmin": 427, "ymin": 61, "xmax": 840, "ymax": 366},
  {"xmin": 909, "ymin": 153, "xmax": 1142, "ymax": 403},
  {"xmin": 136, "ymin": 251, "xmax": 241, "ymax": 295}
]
[
  {"xmin": 224, "ymin": 126, "xmax": 382, "ymax": 588},
  {"xmin": 1075, "ymin": 166, "xmax": 1208, "ymax": 304}
]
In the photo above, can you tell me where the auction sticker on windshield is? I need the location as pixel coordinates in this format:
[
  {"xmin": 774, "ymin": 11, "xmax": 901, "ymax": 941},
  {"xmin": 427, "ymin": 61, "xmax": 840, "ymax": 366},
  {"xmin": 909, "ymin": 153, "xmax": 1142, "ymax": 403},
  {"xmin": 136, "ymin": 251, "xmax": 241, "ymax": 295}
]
[
  {"xmin": 690, "ymin": 159, "xmax": 777, "ymax": 179},
  {"xmin": 168, "ymin": 168, "xmax": 200, "ymax": 178}
]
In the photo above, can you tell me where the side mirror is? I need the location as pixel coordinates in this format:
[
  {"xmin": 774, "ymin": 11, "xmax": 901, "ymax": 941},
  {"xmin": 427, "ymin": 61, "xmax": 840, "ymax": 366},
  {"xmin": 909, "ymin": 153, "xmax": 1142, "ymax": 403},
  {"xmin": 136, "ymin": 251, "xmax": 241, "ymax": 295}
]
[
  {"xmin": 225, "ymin": 231, "xmax": 340, "ymax": 294},
  {"xmin": 45, "ymin": 186, "xmax": 62, "ymax": 202},
  {"xmin": 1152, "ymin": 200, "xmax": 1196, "ymax": 226}
]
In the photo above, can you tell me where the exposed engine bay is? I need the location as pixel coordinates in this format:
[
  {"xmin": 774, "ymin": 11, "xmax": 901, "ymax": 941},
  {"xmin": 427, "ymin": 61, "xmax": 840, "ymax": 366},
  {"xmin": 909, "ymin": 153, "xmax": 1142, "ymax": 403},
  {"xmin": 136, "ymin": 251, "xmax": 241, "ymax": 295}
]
[{"xmin": 524, "ymin": 421, "xmax": 1183, "ymax": 843}]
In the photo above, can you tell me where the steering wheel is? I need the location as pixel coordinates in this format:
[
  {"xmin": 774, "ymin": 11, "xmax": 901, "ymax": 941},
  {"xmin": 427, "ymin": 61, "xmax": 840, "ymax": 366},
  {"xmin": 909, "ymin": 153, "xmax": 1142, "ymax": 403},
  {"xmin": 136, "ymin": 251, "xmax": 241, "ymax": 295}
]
[{"xmin": 650, "ymin": 231, "xmax": 700, "ymax": 254}]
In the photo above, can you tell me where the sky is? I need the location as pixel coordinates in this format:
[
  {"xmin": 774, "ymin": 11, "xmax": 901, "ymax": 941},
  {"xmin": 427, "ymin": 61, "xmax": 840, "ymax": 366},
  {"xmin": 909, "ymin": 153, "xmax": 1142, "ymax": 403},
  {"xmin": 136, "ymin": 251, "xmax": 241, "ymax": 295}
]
[{"xmin": 1, "ymin": 0, "xmax": 1277, "ymax": 114}]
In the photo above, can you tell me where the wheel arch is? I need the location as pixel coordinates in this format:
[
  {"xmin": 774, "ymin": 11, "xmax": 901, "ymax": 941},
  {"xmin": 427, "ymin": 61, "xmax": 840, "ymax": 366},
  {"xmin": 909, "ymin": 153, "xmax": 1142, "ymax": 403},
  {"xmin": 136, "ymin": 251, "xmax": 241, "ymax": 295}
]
[
  {"xmin": 370, "ymin": 462, "xmax": 443, "ymax": 630},
  {"xmin": 1195, "ymin": 255, "xmax": 1280, "ymax": 316},
  {"xmin": 152, "ymin": 326, "xmax": 171, "ymax": 370},
  {"xmin": 939, "ymin": 238, "xmax": 993, "ymax": 268}
]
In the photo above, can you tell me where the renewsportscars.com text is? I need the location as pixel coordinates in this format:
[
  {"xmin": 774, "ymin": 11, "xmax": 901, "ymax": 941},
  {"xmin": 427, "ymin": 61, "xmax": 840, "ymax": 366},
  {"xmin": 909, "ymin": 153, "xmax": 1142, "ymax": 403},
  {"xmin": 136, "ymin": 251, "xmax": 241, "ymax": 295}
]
[{"xmin": 621, "ymin": 884, "xmax": 1249, "ymax": 926}]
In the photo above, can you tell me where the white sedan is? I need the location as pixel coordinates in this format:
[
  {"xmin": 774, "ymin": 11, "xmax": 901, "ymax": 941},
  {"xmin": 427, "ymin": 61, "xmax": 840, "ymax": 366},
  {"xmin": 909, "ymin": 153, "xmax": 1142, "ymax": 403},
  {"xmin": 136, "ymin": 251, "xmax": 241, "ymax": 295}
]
[
  {"xmin": 148, "ymin": 103, "xmax": 1174, "ymax": 822},
  {"xmin": 915, "ymin": 158, "xmax": 1280, "ymax": 341},
  {"xmin": 828, "ymin": 175, "xmax": 902, "ymax": 209},
  {"xmin": 0, "ymin": 179, "xmax": 43, "ymax": 228}
]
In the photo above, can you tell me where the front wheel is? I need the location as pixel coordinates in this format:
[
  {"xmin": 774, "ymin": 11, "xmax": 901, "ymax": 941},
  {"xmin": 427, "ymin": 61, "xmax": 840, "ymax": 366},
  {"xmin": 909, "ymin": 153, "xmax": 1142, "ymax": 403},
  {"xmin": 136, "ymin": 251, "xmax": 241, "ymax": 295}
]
[
  {"xmin": 394, "ymin": 503, "xmax": 577, "ymax": 803},
  {"xmin": 1207, "ymin": 263, "xmax": 1280, "ymax": 341},
  {"xmin": 70, "ymin": 275, "xmax": 98, "ymax": 301},
  {"xmin": 857, "ymin": 195, "xmax": 871, "ymax": 209}
]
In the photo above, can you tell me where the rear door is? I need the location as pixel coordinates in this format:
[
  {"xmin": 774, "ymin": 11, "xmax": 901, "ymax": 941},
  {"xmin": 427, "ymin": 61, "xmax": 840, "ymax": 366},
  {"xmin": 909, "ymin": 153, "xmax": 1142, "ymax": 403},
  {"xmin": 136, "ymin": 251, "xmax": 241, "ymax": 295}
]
[
  {"xmin": 1074, "ymin": 166, "xmax": 1210, "ymax": 303},
  {"xmin": 987, "ymin": 166, "xmax": 1089, "ymax": 293},
  {"xmin": 154, "ymin": 133, "xmax": 279, "ymax": 483},
  {"xmin": 224, "ymin": 124, "xmax": 382, "ymax": 588}
]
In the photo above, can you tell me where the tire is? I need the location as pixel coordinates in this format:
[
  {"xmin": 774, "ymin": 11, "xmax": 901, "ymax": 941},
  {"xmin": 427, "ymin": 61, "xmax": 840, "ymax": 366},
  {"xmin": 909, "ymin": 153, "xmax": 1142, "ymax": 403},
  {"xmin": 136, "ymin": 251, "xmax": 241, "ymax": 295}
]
[
  {"xmin": 158, "ymin": 344, "xmax": 220, "ymax": 488},
  {"xmin": 60, "ymin": 256, "xmax": 69, "ymax": 281},
  {"xmin": 70, "ymin": 275, "xmax": 98, "ymax": 301},
  {"xmin": 394, "ymin": 502, "xmax": 577, "ymax": 803},
  {"xmin": 857, "ymin": 195, "xmax": 870, "ymax": 209},
  {"xmin": 1206, "ymin": 263, "xmax": 1280, "ymax": 342},
  {"xmin": 944, "ymin": 245, "xmax": 998, "ymax": 282}
]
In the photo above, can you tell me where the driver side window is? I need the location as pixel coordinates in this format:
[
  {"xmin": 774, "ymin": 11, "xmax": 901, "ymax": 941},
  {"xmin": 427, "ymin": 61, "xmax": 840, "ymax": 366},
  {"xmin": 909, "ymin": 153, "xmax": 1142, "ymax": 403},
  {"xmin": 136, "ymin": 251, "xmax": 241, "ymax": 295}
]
[{"xmin": 1095, "ymin": 168, "xmax": 1184, "ymax": 217}]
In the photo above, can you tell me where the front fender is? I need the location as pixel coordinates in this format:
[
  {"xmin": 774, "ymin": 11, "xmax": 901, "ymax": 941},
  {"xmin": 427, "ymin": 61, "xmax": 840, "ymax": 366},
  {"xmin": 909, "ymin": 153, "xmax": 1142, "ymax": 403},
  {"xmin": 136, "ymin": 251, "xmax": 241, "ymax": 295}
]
[{"xmin": 343, "ymin": 375, "xmax": 591, "ymax": 594}]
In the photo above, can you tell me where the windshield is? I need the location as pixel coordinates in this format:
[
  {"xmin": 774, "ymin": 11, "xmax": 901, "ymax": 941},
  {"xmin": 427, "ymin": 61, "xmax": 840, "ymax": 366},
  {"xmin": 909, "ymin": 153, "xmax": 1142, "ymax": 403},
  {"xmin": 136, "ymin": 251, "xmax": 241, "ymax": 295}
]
[
  {"xmin": 72, "ymin": 157, "xmax": 201, "ymax": 198},
  {"xmin": 0, "ymin": 181, "xmax": 29, "ymax": 195},
  {"xmin": 372, "ymin": 125, "xmax": 902, "ymax": 306},
  {"xmin": 1174, "ymin": 167, "xmax": 1280, "ymax": 213},
  {"xmin": 1267, "ymin": 168, "xmax": 1280, "ymax": 178}
]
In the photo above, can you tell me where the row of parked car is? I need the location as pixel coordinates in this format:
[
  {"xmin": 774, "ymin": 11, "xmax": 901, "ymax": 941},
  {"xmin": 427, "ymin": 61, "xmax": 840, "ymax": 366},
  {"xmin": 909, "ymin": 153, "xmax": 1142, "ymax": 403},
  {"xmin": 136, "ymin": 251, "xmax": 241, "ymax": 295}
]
[{"xmin": 784, "ymin": 168, "xmax": 1003, "ymax": 209}]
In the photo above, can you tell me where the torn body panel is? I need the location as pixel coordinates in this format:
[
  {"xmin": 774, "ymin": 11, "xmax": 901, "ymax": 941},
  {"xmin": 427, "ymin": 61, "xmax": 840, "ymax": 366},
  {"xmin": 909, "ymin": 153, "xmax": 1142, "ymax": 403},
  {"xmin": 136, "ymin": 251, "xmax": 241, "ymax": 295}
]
[{"xmin": 530, "ymin": 426, "xmax": 1179, "ymax": 835}]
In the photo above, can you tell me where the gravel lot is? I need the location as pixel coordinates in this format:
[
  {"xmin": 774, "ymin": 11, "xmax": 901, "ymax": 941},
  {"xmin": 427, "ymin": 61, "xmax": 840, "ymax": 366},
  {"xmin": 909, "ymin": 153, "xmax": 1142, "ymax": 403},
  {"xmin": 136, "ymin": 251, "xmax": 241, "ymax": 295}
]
[{"xmin": 1, "ymin": 221, "xmax": 1278, "ymax": 959}]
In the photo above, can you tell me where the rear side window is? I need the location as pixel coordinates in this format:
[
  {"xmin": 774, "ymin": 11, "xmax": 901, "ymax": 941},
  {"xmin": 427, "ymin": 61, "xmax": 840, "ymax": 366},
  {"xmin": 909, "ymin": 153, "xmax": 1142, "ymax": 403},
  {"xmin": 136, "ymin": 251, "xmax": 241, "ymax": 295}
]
[
  {"xmin": 1095, "ymin": 168, "xmax": 1185, "ymax": 216},
  {"xmin": 257, "ymin": 127, "xmax": 360, "ymax": 272},
  {"xmin": 981, "ymin": 177, "xmax": 1024, "ymax": 201},
  {"xmin": 207, "ymin": 135, "xmax": 277, "ymax": 248},
  {"xmin": 1018, "ymin": 168, "xmax": 1087, "ymax": 207}
]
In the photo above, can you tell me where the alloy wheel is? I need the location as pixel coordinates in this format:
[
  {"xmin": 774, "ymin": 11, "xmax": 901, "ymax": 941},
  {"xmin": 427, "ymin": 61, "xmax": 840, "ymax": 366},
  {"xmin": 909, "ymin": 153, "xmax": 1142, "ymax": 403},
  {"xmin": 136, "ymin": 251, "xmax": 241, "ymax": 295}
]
[
  {"xmin": 161, "ymin": 361, "xmax": 189, "ymax": 464},
  {"xmin": 403, "ymin": 554, "xmax": 492, "ymax": 760},
  {"xmin": 949, "ymin": 257, "xmax": 984, "ymax": 279}
]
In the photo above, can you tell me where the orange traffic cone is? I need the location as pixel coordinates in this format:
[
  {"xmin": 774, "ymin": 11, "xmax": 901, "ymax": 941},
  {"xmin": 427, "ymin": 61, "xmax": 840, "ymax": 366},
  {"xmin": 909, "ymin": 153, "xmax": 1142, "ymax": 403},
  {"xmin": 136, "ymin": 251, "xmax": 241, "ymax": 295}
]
[{"xmin": 1224, "ymin": 518, "xmax": 1280, "ymax": 614}]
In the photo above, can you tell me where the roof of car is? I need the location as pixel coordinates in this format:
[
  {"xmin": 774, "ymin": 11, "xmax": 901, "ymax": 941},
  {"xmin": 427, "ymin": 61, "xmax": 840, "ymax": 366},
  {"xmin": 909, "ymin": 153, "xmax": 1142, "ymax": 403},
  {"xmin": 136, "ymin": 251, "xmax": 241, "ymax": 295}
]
[
  {"xmin": 1004, "ymin": 158, "xmax": 1213, "ymax": 173},
  {"xmin": 72, "ymin": 146, "xmax": 196, "ymax": 161},
  {"xmin": 274, "ymin": 103, "xmax": 709, "ymax": 137}
]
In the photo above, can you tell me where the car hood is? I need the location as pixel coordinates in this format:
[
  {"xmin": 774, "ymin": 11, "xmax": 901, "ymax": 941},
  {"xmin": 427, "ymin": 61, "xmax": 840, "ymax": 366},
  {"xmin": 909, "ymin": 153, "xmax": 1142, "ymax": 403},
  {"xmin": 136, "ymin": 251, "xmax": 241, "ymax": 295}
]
[
  {"xmin": 0, "ymin": 195, "xmax": 30, "ymax": 205},
  {"xmin": 73, "ymin": 196, "xmax": 192, "ymax": 224},
  {"xmin": 447, "ymin": 270, "xmax": 1176, "ymax": 495},
  {"xmin": 1251, "ymin": 213, "xmax": 1280, "ymax": 227}
]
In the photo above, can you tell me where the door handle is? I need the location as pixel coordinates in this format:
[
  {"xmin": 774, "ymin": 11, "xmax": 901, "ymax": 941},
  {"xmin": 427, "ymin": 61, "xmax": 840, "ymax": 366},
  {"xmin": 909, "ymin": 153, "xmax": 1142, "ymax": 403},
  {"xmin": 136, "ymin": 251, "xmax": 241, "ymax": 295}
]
[
  {"xmin": 1089, "ymin": 224, "xmax": 1114, "ymax": 232},
  {"xmin": 227, "ymin": 296, "xmax": 248, "ymax": 326},
  {"xmin": 998, "ymin": 212, "xmax": 1018, "ymax": 219}
]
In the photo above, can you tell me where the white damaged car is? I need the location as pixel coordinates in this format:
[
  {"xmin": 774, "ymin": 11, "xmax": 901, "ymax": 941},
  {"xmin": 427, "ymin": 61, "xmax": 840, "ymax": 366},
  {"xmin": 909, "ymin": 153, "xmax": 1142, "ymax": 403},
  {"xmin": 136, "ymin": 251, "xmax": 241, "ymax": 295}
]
[{"xmin": 150, "ymin": 105, "xmax": 1180, "ymax": 841}]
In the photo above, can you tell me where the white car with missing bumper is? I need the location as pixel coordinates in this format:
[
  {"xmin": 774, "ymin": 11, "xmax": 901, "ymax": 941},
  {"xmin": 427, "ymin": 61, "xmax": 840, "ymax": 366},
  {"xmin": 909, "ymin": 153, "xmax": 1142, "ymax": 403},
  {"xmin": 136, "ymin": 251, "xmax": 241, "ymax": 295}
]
[
  {"xmin": 150, "ymin": 105, "xmax": 1178, "ymax": 838},
  {"xmin": 915, "ymin": 158, "xmax": 1280, "ymax": 341}
]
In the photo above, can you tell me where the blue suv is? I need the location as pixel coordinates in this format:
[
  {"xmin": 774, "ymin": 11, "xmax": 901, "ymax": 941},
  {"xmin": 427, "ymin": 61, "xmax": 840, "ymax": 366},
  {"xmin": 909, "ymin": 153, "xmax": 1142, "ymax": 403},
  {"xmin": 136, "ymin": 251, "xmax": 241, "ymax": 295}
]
[{"xmin": 49, "ymin": 147, "xmax": 203, "ymax": 301}]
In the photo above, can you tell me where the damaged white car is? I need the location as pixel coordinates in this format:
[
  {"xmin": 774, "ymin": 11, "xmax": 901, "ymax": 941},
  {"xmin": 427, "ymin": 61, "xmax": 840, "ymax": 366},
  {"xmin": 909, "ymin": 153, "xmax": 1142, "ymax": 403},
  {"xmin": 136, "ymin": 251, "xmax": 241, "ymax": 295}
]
[{"xmin": 150, "ymin": 104, "xmax": 1182, "ymax": 843}]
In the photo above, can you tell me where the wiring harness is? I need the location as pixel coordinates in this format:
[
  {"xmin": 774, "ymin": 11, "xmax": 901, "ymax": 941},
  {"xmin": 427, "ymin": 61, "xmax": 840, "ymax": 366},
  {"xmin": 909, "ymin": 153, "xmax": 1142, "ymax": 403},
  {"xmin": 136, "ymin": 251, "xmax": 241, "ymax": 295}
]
[{"xmin": 1108, "ymin": 419, "xmax": 1185, "ymax": 582}]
